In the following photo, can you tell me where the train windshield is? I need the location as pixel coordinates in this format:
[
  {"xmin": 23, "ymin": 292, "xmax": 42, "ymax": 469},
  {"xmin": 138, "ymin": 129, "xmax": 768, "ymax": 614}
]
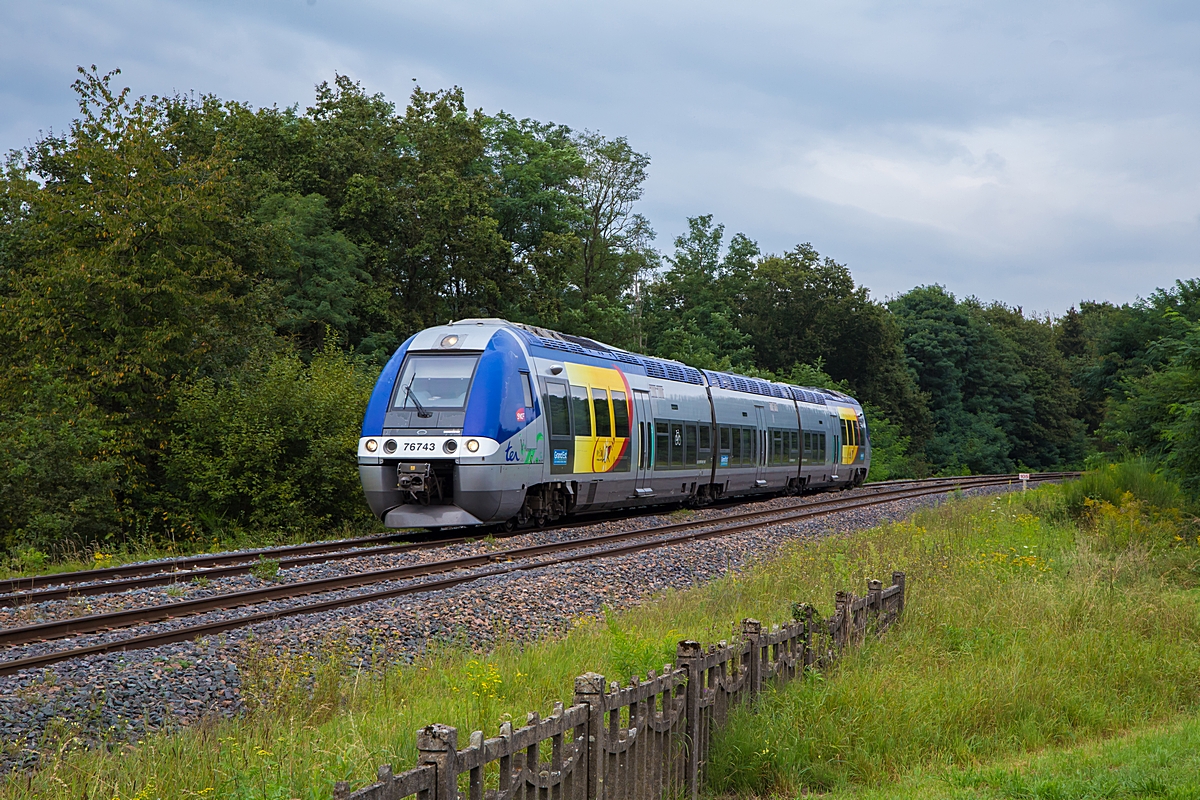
[{"xmin": 392, "ymin": 355, "xmax": 480, "ymax": 410}]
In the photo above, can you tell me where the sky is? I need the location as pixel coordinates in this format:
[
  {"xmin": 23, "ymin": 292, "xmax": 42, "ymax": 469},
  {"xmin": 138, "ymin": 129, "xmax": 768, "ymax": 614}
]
[{"xmin": 2, "ymin": 1, "xmax": 1198, "ymax": 315}]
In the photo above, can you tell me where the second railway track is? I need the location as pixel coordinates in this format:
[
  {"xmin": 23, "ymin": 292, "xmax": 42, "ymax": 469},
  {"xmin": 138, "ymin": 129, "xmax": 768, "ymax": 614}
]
[{"xmin": 0, "ymin": 472, "xmax": 1072, "ymax": 677}]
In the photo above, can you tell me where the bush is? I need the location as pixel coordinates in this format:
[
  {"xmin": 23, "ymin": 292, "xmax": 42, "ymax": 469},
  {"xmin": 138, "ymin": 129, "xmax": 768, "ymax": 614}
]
[
  {"xmin": 0, "ymin": 368, "xmax": 124, "ymax": 556},
  {"xmin": 1049, "ymin": 459, "xmax": 1190, "ymax": 523},
  {"xmin": 165, "ymin": 344, "xmax": 379, "ymax": 537}
]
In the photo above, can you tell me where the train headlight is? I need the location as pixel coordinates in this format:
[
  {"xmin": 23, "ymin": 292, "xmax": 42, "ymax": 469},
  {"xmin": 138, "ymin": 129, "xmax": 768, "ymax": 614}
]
[
  {"xmin": 443, "ymin": 439, "xmax": 458, "ymax": 453},
  {"xmin": 465, "ymin": 439, "xmax": 480, "ymax": 452},
  {"xmin": 364, "ymin": 439, "xmax": 378, "ymax": 452},
  {"xmin": 383, "ymin": 439, "xmax": 397, "ymax": 454}
]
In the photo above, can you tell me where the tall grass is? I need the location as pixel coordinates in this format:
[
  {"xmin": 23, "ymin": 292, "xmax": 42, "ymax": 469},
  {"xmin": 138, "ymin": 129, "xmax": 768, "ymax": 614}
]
[
  {"xmin": 707, "ymin": 461, "xmax": 1200, "ymax": 796},
  {"xmin": 5, "ymin": 462, "xmax": 1195, "ymax": 799}
]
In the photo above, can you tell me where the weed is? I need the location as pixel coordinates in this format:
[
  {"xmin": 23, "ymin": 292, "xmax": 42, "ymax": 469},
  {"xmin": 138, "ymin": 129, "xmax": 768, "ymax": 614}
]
[
  {"xmin": 249, "ymin": 558, "xmax": 280, "ymax": 582},
  {"xmin": 164, "ymin": 584, "xmax": 185, "ymax": 598}
]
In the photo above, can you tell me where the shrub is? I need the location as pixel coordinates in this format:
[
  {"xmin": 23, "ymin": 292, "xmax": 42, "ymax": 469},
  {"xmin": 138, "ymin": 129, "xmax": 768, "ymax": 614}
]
[
  {"xmin": 0, "ymin": 367, "xmax": 124, "ymax": 556},
  {"xmin": 165, "ymin": 344, "xmax": 379, "ymax": 537}
]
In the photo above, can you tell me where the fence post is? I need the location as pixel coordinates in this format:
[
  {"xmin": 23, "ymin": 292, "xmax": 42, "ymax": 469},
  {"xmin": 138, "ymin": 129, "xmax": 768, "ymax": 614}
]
[
  {"xmin": 834, "ymin": 591, "xmax": 850, "ymax": 651},
  {"xmin": 677, "ymin": 639, "xmax": 704, "ymax": 800},
  {"xmin": 868, "ymin": 579, "xmax": 883, "ymax": 628},
  {"xmin": 740, "ymin": 618, "xmax": 762, "ymax": 699},
  {"xmin": 573, "ymin": 672, "xmax": 605, "ymax": 800},
  {"xmin": 794, "ymin": 604, "xmax": 812, "ymax": 669},
  {"xmin": 418, "ymin": 724, "xmax": 459, "ymax": 800},
  {"xmin": 892, "ymin": 570, "xmax": 906, "ymax": 615}
]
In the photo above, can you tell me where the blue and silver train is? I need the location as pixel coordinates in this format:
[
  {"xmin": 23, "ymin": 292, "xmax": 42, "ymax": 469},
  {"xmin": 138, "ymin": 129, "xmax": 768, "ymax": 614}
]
[{"xmin": 358, "ymin": 320, "xmax": 870, "ymax": 529}]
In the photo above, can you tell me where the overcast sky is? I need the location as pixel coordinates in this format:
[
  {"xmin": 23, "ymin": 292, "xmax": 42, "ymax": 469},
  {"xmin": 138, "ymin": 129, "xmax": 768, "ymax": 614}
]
[{"xmin": 2, "ymin": 1, "xmax": 1197, "ymax": 315}]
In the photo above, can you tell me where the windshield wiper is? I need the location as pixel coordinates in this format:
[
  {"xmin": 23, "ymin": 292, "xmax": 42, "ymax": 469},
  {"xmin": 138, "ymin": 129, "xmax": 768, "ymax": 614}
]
[{"xmin": 405, "ymin": 380, "xmax": 433, "ymax": 418}]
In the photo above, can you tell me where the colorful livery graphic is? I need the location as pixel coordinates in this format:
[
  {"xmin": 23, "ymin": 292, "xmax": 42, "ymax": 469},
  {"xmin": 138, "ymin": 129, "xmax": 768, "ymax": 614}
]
[{"xmin": 359, "ymin": 320, "xmax": 870, "ymax": 529}]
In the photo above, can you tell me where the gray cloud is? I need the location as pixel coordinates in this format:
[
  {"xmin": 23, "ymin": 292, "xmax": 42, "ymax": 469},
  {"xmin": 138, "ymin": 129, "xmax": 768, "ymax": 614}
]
[{"xmin": 2, "ymin": 0, "xmax": 1197, "ymax": 313}]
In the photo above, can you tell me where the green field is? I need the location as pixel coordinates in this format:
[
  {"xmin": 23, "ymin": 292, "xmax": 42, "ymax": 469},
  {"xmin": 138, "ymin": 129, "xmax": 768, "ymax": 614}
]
[{"xmin": 5, "ymin": 463, "xmax": 1198, "ymax": 799}]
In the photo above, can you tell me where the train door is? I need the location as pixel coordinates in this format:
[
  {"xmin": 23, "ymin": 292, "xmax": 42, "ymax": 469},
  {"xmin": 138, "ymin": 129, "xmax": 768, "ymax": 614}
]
[
  {"xmin": 830, "ymin": 410, "xmax": 841, "ymax": 480},
  {"xmin": 754, "ymin": 405, "xmax": 768, "ymax": 488},
  {"xmin": 633, "ymin": 390, "xmax": 654, "ymax": 497},
  {"xmin": 543, "ymin": 379, "xmax": 573, "ymax": 476}
]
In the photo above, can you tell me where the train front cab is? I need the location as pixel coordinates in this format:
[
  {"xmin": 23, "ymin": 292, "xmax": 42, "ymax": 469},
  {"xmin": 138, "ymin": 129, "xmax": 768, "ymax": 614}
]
[{"xmin": 359, "ymin": 321, "xmax": 544, "ymax": 529}]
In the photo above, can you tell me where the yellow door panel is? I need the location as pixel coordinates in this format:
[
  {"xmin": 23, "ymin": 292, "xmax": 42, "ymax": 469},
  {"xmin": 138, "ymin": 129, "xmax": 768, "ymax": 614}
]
[{"xmin": 574, "ymin": 436, "xmax": 596, "ymax": 473}]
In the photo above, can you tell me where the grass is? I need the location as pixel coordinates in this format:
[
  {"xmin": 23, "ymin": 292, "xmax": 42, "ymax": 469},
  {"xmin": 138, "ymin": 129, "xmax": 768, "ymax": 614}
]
[
  {"xmin": 809, "ymin": 717, "xmax": 1200, "ymax": 799},
  {"xmin": 707, "ymin": 462, "xmax": 1200, "ymax": 797},
  {"xmin": 4, "ymin": 463, "xmax": 1198, "ymax": 799}
]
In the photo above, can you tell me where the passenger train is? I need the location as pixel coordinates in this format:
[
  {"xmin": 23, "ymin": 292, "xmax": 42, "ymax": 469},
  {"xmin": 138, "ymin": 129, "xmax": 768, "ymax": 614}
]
[{"xmin": 358, "ymin": 320, "xmax": 870, "ymax": 529}]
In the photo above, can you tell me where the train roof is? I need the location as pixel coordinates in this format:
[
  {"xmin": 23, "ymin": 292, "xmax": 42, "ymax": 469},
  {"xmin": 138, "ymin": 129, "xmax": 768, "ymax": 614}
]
[{"xmin": 449, "ymin": 318, "xmax": 855, "ymax": 408}]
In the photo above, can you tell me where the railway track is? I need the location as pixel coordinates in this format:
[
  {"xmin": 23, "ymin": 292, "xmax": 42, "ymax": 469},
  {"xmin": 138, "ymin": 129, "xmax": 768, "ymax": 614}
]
[
  {"xmin": 0, "ymin": 473, "xmax": 1066, "ymax": 607},
  {"xmin": 0, "ymin": 472, "xmax": 1073, "ymax": 677}
]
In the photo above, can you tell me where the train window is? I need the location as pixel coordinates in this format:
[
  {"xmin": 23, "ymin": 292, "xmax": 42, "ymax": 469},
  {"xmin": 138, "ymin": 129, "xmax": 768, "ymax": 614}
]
[
  {"xmin": 818, "ymin": 432, "xmax": 827, "ymax": 463},
  {"xmin": 731, "ymin": 427, "xmax": 742, "ymax": 465},
  {"xmin": 655, "ymin": 422, "xmax": 669, "ymax": 467},
  {"xmin": 393, "ymin": 354, "xmax": 480, "ymax": 410},
  {"xmin": 720, "ymin": 426, "xmax": 731, "ymax": 452},
  {"xmin": 612, "ymin": 391, "xmax": 630, "ymax": 438},
  {"xmin": 686, "ymin": 425, "xmax": 698, "ymax": 465},
  {"xmin": 670, "ymin": 423, "xmax": 684, "ymax": 466},
  {"xmin": 593, "ymin": 388, "xmax": 612, "ymax": 437},
  {"xmin": 545, "ymin": 383, "xmax": 570, "ymax": 436},
  {"xmin": 570, "ymin": 386, "xmax": 592, "ymax": 437},
  {"xmin": 749, "ymin": 428, "xmax": 758, "ymax": 463},
  {"xmin": 772, "ymin": 430, "xmax": 783, "ymax": 465},
  {"xmin": 699, "ymin": 425, "xmax": 710, "ymax": 451},
  {"xmin": 521, "ymin": 373, "xmax": 534, "ymax": 408},
  {"xmin": 789, "ymin": 431, "xmax": 799, "ymax": 464}
]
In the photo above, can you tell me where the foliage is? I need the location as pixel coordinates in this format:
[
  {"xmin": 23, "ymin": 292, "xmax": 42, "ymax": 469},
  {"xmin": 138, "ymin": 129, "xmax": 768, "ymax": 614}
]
[
  {"xmin": 0, "ymin": 67, "xmax": 273, "ymax": 546},
  {"xmin": 164, "ymin": 344, "xmax": 378, "ymax": 536},
  {"xmin": 253, "ymin": 192, "xmax": 367, "ymax": 355},
  {"xmin": 0, "ymin": 366, "xmax": 123, "ymax": 554},
  {"xmin": 248, "ymin": 558, "xmax": 281, "ymax": 582},
  {"xmin": 890, "ymin": 285, "xmax": 1085, "ymax": 474},
  {"xmin": 1103, "ymin": 315, "xmax": 1200, "ymax": 492},
  {"xmin": 644, "ymin": 215, "xmax": 757, "ymax": 371}
]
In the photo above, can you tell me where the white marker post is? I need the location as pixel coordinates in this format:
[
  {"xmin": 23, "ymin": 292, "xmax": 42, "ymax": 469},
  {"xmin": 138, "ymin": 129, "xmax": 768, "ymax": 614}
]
[{"xmin": 1019, "ymin": 472, "xmax": 1030, "ymax": 492}]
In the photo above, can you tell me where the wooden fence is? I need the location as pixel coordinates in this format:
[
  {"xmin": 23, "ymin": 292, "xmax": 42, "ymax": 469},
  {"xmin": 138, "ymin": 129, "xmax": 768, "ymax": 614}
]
[{"xmin": 334, "ymin": 572, "xmax": 906, "ymax": 800}]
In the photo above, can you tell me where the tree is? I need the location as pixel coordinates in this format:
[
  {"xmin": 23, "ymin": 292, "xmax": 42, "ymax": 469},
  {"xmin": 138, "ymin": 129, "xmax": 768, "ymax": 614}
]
[
  {"xmin": 254, "ymin": 193, "xmax": 367, "ymax": 354},
  {"xmin": 1103, "ymin": 314, "xmax": 1200, "ymax": 491},
  {"xmin": 645, "ymin": 215, "xmax": 757, "ymax": 370},
  {"xmin": 739, "ymin": 245, "xmax": 930, "ymax": 442},
  {"xmin": 0, "ymin": 67, "xmax": 272, "ymax": 539},
  {"xmin": 556, "ymin": 132, "xmax": 657, "ymax": 348},
  {"xmin": 890, "ymin": 286, "xmax": 1084, "ymax": 473}
]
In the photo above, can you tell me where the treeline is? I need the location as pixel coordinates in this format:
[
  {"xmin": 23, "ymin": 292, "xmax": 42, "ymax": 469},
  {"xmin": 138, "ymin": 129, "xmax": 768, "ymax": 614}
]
[{"xmin": 1, "ymin": 68, "xmax": 1196, "ymax": 556}]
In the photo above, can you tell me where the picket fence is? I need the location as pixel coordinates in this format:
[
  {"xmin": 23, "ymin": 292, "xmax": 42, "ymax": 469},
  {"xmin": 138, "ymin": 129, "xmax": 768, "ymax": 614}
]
[{"xmin": 334, "ymin": 572, "xmax": 906, "ymax": 800}]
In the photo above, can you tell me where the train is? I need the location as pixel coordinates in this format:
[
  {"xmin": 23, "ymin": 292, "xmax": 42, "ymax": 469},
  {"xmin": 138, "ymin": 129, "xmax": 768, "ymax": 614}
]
[{"xmin": 358, "ymin": 319, "xmax": 870, "ymax": 529}]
